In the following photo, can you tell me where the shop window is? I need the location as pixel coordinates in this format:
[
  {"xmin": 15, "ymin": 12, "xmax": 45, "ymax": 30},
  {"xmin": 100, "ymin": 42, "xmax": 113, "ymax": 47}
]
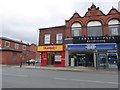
[
  {"xmin": 15, "ymin": 43, "xmax": 19, "ymax": 49},
  {"xmin": 12, "ymin": 52, "xmax": 17, "ymax": 60},
  {"xmin": 56, "ymin": 33, "xmax": 62, "ymax": 44},
  {"xmin": 108, "ymin": 54, "xmax": 117, "ymax": 64},
  {"xmin": 44, "ymin": 34, "xmax": 50, "ymax": 44},
  {"xmin": 72, "ymin": 22, "xmax": 82, "ymax": 36},
  {"xmin": 87, "ymin": 21, "xmax": 102, "ymax": 36},
  {"xmin": 108, "ymin": 19, "xmax": 120, "ymax": 36},
  {"xmin": 5, "ymin": 41, "xmax": 10, "ymax": 47},
  {"xmin": 54, "ymin": 52, "xmax": 62, "ymax": 64},
  {"xmin": 23, "ymin": 45, "xmax": 26, "ymax": 50}
]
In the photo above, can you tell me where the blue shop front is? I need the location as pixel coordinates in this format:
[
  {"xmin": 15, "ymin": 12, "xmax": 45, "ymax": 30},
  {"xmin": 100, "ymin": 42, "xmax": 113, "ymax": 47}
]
[{"xmin": 66, "ymin": 43, "xmax": 118, "ymax": 69}]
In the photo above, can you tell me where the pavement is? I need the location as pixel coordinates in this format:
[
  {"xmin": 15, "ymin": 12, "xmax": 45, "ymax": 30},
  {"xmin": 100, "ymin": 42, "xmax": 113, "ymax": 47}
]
[{"xmin": 0, "ymin": 64, "xmax": 118, "ymax": 74}]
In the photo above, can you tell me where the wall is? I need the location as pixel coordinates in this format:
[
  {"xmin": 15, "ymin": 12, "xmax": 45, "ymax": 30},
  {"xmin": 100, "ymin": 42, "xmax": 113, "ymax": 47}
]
[
  {"xmin": 39, "ymin": 26, "xmax": 65, "ymax": 45},
  {"xmin": 65, "ymin": 7, "xmax": 120, "ymax": 38},
  {"xmin": 0, "ymin": 38, "xmax": 40, "ymax": 64}
]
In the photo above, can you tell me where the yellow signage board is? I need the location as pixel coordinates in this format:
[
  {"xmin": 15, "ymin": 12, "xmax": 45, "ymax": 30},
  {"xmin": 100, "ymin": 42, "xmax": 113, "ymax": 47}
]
[{"xmin": 37, "ymin": 45, "xmax": 64, "ymax": 52}]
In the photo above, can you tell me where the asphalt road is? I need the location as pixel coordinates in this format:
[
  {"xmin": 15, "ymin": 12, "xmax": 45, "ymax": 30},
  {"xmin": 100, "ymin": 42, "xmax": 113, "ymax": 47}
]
[{"xmin": 2, "ymin": 66, "xmax": 119, "ymax": 88}]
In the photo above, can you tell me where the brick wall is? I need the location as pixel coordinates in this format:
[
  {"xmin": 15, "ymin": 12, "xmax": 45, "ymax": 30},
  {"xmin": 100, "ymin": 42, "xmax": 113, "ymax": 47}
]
[
  {"xmin": 0, "ymin": 38, "xmax": 40, "ymax": 64},
  {"xmin": 65, "ymin": 6, "xmax": 120, "ymax": 38},
  {"xmin": 39, "ymin": 26, "xmax": 65, "ymax": 45}
]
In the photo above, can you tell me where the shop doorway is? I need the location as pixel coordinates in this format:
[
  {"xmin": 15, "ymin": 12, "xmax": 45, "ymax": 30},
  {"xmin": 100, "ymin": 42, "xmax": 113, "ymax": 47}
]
[
  {"xmin": 98, "ymin": 53, "xmax": 107, "ymax": 69},
  {"xmin": 69, "ymin": 50, "xmax": 94, "ymax": 67},
  {"xmin": 47, "ymin": 52, "xmax": 55, "ymax": 65}
]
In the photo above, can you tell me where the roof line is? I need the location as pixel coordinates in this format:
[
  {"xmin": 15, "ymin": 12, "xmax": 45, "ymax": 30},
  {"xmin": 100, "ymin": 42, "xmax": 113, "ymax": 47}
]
[
  {"xmin": 0, "ymin": 37, "xmax": 29, "ymax": 46},
  {"xmin": 39, "ymin": 25, "xmax": 66, "ymax": 30}
]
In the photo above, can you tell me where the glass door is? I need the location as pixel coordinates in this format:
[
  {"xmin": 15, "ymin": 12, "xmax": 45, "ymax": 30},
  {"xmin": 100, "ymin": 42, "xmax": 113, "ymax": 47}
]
[{"xmin": 98, "ymin": 53, "xmax": 108, "ymax": 69}]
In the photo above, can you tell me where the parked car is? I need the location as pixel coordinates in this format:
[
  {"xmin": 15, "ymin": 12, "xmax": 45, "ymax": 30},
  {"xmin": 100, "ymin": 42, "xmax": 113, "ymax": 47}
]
[{"xmin": 26, "ymin": 59, "xmax": 39, "ymax": 65}]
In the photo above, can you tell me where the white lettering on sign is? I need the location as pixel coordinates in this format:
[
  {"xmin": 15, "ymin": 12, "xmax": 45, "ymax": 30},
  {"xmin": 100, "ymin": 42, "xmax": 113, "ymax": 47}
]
[{"xmin": 85, "ymin": 44, "xmax": 96, "ymax": 49}]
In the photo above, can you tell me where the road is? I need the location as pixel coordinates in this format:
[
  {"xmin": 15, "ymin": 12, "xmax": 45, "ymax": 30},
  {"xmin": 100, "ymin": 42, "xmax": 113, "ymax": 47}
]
[{"xmin": 2, "ymin": 66, "xmax": 119, "ymax": 88}]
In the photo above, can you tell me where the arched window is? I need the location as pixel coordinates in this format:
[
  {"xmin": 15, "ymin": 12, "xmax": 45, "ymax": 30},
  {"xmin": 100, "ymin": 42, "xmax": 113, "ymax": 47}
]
[
  {"xmin": 72, "ymin": 22, "xmax": 82, "ymax": 36},
  {"xmin": 87, "ymin": 21, "xmax": 102, "ymax": 36},
  {"xmin": 108, "ymin": 19, "xmax": 120, "ymax": 36}
]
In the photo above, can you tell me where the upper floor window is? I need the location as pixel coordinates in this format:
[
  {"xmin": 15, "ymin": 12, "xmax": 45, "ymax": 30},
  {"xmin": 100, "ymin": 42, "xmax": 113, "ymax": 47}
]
[
  {"xmin": 15, "ymin": 43, "xmax": 19, "ymax": 49},
  {"xmin": 56, "ymin": 33, "xmax": 62, "ymax": 44},
  {"xmin": 72, "ymin": 22, "xmax": 82, "ymax": 36},
  {"xmin": 23, "ymin": 45, "xmax": 26, "ymax": 50},
  {"xmin": 44, "ymin": 34, "xmax": 50, "ymax": 44},
  {"xmin": 5, "ymin": 41, "xmax": 10, "ymax": 47},
  {"xmin": 87, "ymin": 21, "xmax": 102, "ymax": 36},
  {"xmin": 108, "ymin": 19, "xmax": 120, "ymax": 36}
]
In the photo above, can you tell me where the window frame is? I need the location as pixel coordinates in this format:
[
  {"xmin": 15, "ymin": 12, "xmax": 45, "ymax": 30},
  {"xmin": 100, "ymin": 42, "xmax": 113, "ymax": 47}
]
[
  {"xmin": 87, "ymin": 26, "xmax": 103, "ymax": 36},
  {"xmin": 72, "ymin": 27, "xmax": 81, "ymax": 36},
  {"xmin": 5, "ymin": 41, "xmax": 10, "ymax": 48},
  {"xmin": 71, "ymin": 22, "xmax": 82, "ymax": 37},
  {"xmin": 56, "ymin": 33, "xmax": 63, "ymax": 44},
  {"xmin": 44, "ymin": 34, "xmax": 50, "ymax": 44},
  {"xmin": 15, "ymin": 43, "xmax": 19, "ymax": 49},
  {"xmin": 87, "ymin": 21, "xmax": 102, "ymax": 36},
  {"xmin": 22, "ymin": 45, "xmax": 26, "ymax": 50},
  {"xmin": 109, "ymin": 24, "xmax": 119, "ymax": 36}
]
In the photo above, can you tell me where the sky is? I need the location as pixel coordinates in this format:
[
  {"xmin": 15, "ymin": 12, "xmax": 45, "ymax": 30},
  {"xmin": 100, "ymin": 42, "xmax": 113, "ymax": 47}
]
[{"xmin": 0, "ymin": 0, "xmax": 120, "ymax": 45}]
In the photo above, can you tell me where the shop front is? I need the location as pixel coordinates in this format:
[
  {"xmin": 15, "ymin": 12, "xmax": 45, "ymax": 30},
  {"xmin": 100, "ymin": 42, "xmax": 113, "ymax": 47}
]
[
  {"xmin": 67, "ymin": 43, "xmax": 118, "ymax": 69},
  {"xmin": 37, "ymin": 45, "xmax": 65, "ymax": 67}
]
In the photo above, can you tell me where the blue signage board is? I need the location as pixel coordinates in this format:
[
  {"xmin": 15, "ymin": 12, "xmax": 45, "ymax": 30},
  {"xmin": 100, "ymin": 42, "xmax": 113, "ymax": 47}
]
[
  {"xmin": 68, "ymin": 44, "xmax": 117, "ymax": 50},
  {"xmin": 26, "ymin": 53, "xmax": 29, "ymax": 55}
]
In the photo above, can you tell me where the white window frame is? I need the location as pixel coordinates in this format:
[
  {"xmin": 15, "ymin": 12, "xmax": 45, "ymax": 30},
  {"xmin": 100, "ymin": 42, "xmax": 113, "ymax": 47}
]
[
  {"xmin": 72, "ymin": 22, "xmax": 82, "ymax": 36},
  {"xmin": 5, "ymin": 41, "xmax": 10, "ymax": 47},
  {"xmin": 44, "ymin": 34, "xmax": 50, "ymax": 44},
  {"xmin": 87, "ymin": 21, "xmax": 102, "ymax": 36},
  {"xmin": 56, "ymin": 33, "xmax": 62, "ymax": 44},
  {"xmin": 23, "ymin": 45, "xmax": 26, "ymax": 50},
  {"xmin": 109, "ymin": 26, "xmax": 118, "ymax": 36},
  {"xmin": 15, "ymin": 43, "xmax": 19, "ymax": 49},
  {"xmin": 108, "ymin": 19, "xmax": 120, "ymax": 36}
]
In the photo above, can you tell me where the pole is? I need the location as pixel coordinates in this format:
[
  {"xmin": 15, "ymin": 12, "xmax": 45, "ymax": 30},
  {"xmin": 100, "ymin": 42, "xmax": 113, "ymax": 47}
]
[
  {"xmin": 95, "ymin": 50, "xmax": 98, "ymax": 70},
  {"xmin": 20, "ymin": 62, "xmax": 22, "ymax": 68}
]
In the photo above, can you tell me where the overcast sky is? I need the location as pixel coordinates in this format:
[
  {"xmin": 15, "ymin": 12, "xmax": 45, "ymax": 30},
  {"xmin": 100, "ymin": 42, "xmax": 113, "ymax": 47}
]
[{"xmin": 1, "ymin": 0, "xmax": 119, "ymax": 45}]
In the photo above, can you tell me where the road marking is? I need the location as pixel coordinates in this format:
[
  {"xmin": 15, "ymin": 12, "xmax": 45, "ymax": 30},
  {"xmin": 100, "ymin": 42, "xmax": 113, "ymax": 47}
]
[
  {"xmin": 2, "ymin": 73, "xmax": 28, "ymax": 77},
  {"xmin": 55, "ymin": 78, "xmax": 118, "ymax": 85}
]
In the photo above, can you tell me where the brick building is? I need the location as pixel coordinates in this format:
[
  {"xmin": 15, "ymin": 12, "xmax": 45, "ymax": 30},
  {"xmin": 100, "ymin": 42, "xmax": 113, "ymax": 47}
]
[
  {"xmin": 38, "ymin": 4, "xmax": 120, "ymax": 69},
  {"xmin": 38, "ymin": 26, "xmax": 66, "ymax": 67},
  {"xmin": 0, "ymin": 37, "xmax": 40, "ymax": 64}
]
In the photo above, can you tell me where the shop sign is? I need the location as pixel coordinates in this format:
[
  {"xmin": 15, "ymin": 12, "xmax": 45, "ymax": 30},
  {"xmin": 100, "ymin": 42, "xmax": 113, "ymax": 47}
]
[
  {"xmin": 55, "ymin": 55, "xmax": 61, "ymax": 61},
  {"xmin": 37, "ymin": 45, "xmax": 64, "ymax": 52},
  {"xmin": 68, "ymin": 44, "xmax": 117, "ymax": 50},
  {"xmin": 85, "ymin": 44, "xmax": 96, "ymax": 49},
  {"xmin": 26, "ymin": 53, "xmax": 29, "ymax": 55},
  {"xmin": 72, "ymin": 36, "xmax": 120, "ymax": 43}
]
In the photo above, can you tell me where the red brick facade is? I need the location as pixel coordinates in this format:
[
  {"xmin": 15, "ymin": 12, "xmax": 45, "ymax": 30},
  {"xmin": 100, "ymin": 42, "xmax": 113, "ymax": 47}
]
[
  {"xmin": 0, "ymin": 37, "xmax": 40, "ymax": 64},
  {"xmin": 65, "ymin": 5, "xmax": 120, "ymax": 38},
  {"xmin": 39, "ymin": 26, "xmax": 65, "ymax": 46},
  {"xmin": 39, "ymin": 4, "xmax": 120, "ymax": 45},
  {"xmin": 38, "ymin": 4, "xmax": 120, "ymax": 67}
]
